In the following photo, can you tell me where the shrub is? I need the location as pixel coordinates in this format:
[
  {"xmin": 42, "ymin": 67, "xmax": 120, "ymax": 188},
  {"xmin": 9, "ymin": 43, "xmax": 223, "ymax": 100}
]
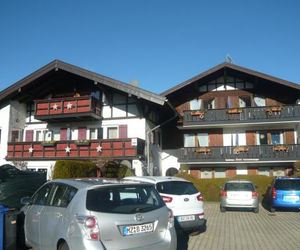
[
  {"xmin": 52, "ymin": 160, "xmax": 98, "ymax": 179},
  {"xmin": 103, "ymin": 161, "xmax": 134, "ymax": 178},
  {"xmin": 176, "ymin": 173, "xmax": 274, "ymax": 202}
]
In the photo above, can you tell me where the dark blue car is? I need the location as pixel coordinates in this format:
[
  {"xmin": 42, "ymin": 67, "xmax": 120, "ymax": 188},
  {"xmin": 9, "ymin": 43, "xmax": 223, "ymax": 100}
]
[{"xmin": 267, "ymin": 177, "xmax": 300, "ymax": 212}]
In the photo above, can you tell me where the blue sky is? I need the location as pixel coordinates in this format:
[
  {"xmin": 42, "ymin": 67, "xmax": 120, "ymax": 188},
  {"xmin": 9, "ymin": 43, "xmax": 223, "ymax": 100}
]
[{"xmin": 0, "ymin": 0, "xmax": 299, "ymax": 94}]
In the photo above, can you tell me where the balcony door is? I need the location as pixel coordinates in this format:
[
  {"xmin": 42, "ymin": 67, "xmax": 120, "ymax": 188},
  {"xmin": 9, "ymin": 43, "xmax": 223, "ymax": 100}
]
[{"xmin": 223, "ymin": 130, "xmax": 246, "ymax": 146}]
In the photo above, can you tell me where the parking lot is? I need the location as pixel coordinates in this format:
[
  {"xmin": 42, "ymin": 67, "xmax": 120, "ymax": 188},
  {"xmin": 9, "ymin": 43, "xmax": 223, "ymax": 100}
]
[{"xmin": 182, "ymin": 202, "xmax": 300, "ymax": 250}]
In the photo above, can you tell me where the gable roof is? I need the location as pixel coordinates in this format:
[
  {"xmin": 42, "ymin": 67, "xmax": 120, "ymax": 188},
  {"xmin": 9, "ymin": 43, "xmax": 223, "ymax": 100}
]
[
  {"xmin": 161, "ymin": 62, "xmax": 300, "ymax": 96},
  {"xmin": 0, "ymin": 60, "xmax": 166, "ymax": 106}
]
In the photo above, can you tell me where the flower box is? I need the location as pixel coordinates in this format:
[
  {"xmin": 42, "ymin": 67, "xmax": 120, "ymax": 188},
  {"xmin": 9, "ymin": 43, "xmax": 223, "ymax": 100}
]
[
  {"xmin": 74, "ymin": 140, "xmax": 91, "ymax": 146},
  {"xmin": 195, "ymin": 147, "xmax": 211, "ymax": 154},
  {"xmin": 227, "ymin": 108, "xmax": 243, "ymax": 114},
  {"xmin": 41, "ymin": 141, "xmax": 56, "ymax": 147},
  {"xmin": 233, "ymin": 146, "xmax": 249, "ymax": 154}
]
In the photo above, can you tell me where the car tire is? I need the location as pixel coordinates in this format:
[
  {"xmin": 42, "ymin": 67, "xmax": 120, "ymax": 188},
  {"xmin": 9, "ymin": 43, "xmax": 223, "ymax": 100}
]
[
  {"xmin": 58, "ymin": 241, "xmax": 69, "ymax": 250},
  {"xmin": 270, "ymin": 207, "xmax": 275, "ymax": 213},
  {"xmin": 220, "ymin": 206, "xmax": 226, "ymax": 212},
  {"xmin": 253, "ymin": 207, "xmax": 259, "ymax": 213}
]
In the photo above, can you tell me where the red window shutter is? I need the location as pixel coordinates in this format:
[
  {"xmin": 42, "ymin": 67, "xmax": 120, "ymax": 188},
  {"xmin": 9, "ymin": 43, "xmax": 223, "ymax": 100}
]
[
  {"xmin": 78, "ymin": 127, "xmax": 87, "ymax": 140},
  {"xmin": 25, "ymin": 130, "xmax": 34, "ymax": 142},
  {"xmin": 60, "ymin": 128, "xmax": 67, "ymax": 140},
  {"xmin": 119, "ymin": 125, "xmax": 128, "ymax": 139}
]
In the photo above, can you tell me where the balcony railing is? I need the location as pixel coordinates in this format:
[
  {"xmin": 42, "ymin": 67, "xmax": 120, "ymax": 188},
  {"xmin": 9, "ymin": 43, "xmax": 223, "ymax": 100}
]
[
  {"xmin": 178, "ymin": 144, "xmax": 300, "ymax": 163},
  {"xmin": 34, "ymin": 96, "xmax": 101, "ymax": 121},
  {"xmin": 183, "ymin": 105, "xmax": 300, "ymax": 126},
  {"xmin": 6, "ymin": 138, "xmax": 144, "ymax": 161}
]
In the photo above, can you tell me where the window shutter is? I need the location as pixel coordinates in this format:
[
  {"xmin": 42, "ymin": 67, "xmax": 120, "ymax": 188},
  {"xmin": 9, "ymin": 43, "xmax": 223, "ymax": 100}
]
[
  {"xmin": 78, "ymin": 127, "xmax": 87, "ymax": 140},
  {"xmin": 119, "ymin": 125, "xmax": 128, "ymax": 138},
  {"xmin": 60, "ymin": 128, "xmax": 67, "ymax": 140},
  {"xmin": 25, "ymin": 130, "xmax": 34, "ymax": 142}
]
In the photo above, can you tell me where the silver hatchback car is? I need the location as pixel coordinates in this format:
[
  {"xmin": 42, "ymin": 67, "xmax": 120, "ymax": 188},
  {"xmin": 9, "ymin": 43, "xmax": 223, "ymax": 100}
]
[
  {"xmin": 21, "ymin": 178, "xmax": 177, "ymax": 250},
  {"xmin": 220, "ymin": 180, "xmax": 259, "ymax": 213}
]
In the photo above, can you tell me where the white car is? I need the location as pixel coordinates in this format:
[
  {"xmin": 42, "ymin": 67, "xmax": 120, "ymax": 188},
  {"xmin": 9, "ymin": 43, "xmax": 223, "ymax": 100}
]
[{"xmin": 124, "ymin": 176, "xmax": 206, "ymax": 234}]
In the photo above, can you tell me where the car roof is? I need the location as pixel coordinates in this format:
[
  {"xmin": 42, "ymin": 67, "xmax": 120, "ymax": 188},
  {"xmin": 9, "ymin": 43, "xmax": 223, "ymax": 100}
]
[
  {"xmin": 124, "ymin": 176, "xmax": 189, "ymax": 184},
  {"xmin": 48, "ymin": 178, "xmax": 151, "ymax": 189},
  {"xmin": 274, "ymin": 177, "xmax": 300, "ymax": 181}
]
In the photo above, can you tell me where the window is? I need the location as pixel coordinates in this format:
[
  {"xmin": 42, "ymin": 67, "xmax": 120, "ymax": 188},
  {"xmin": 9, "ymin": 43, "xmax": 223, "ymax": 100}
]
[
  {"xmin": 51, "ymin": 184, "xmax": 77, "ymax": 208},
  {"xmin": 11, "ymin": 130, "xmax": 21, "ymax": 142},
  {"xmin": 254, "ymin": 96, "xmax": 266, "ymax": 107},
  {"xmin": 196, "ymin": 133, "xmax": 209, "ymax": 147},
  {"xmin": 239, "ymin": 96, "xmax": 251, "ymax": 107},
  {"xmin": 33, "ymin": 184, "xmax": 53, "ymax": 206},
  {"xmin": 258, "ymin": 131, "xmax": 268, "ymax": 145},
  {"xmin": 86, "ymin": 185, "xmax": 164, "ymax": 213},
  {"xmin": 184, "ymin": 134, "xmax": 196, "ymax": 147},
  {"xmin": 203, "ymin": 99, "xmax": 215, "ymax": 110},
  {"xmin": 156, "ymin": 181, "xmax": 198, "ymax": 195},
  {"xmin": 108, "ymin": 127, "xmax": 118, "ymax": 139},
  {"xmin": 271, "ymin": 131, "xmax": 282, "ymax": 145},
  {"xmin": 190, "ymin": 99, "xmax": 201, "ymax": 110}
]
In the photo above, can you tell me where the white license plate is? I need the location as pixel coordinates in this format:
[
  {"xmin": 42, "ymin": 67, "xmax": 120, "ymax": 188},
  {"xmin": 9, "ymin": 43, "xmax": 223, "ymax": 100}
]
[
  {"xmin": 177, "ymin": 215, "xmax": 195, "ymax": 222},
  {"xmin": 283, "ymin": 195, "xmax": 299, "ymax": 202},
  {"xmin": 123, "ymin": 223, "xmax": 153, "ymax": 236}
]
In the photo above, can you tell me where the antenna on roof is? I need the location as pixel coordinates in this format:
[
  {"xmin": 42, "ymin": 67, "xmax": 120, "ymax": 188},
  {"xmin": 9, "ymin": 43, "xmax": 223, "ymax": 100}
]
[{"xmin": 225, "ymin": 54, "xmax": 233, "ymax": 64}]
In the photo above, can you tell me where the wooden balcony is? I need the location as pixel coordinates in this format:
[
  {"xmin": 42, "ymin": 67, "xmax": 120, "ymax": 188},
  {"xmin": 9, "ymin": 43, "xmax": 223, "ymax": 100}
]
[
  {"xmin": 6, "ymin": 138, "xmax": 145, "ymax": 161},
  {"xmin": 178, "ymin": 144, "xmax": 300, "ymax": 163},
  {"xmin": 34, "ymin": 96, "xmax": 101, "ymax": 121},
  {"xmin": 183, "ymin": 105, "xmax": 300, "ymax": 127}
]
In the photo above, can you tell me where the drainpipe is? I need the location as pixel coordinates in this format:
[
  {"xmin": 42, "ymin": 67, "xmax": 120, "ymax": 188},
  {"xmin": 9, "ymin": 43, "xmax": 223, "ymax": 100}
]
[{"xmin": 146, "ymin": 100, "xmax": 178, "ymax": 176}]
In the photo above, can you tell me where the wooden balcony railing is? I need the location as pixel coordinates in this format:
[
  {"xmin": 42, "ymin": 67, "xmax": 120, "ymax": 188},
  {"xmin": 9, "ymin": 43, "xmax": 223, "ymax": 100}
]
[
  {"xmin": 34, "ymin": 96, "xmax": 101, "ymax": 121},
  {"xmin": 6, "ymin": 138, "xmax": 145, "ymax": 161},
  {"xmin": 183, "ymin": 105, "xmax": 300, "ymax": 126},
  {"xmin": 178, "ymin": 144, "xmax": 300, "ymax": 163}
]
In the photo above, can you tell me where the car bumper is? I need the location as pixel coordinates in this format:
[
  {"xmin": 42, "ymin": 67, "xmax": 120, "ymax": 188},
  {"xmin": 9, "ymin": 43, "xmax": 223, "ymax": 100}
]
[
  {"xmin": 272, "ymin": 200, "xmax": 300, "ymax": 209},
  {"xmin": 221, "ymin": 198, "xmax": 258, "ymax": 209},
  {"xmin": 174, "ymin": 216, "xmax": 207, "ymax": 233}
]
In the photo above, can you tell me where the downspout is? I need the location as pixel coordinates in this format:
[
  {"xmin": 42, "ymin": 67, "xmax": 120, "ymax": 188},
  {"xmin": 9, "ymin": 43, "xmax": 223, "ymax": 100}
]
[{"xmin": 146, "ymin": 99, "xmax": 178, "ymax": 176}]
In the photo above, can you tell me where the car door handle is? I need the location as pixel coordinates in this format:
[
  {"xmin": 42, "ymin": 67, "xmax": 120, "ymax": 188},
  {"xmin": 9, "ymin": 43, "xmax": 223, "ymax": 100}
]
[{"xmin": 55, "ymin": 213, "xmax": 62, "ymax": 218}]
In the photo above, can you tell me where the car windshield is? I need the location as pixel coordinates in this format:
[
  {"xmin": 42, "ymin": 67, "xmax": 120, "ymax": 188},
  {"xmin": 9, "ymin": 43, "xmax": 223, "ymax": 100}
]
[
  {"xmin": 156, "ymin": 181, "xmax": 198, "ymax": 195},
  {"xmin": 86, "ymin": 184, "xmax": 164, "ymax": 214},
  {"xmin": 274, "ymin": 179, "xmax": 300, "ymax": 190},
  {"xmin": 225, "ymin": 182, "xmax": 254, "ymax": 191}
]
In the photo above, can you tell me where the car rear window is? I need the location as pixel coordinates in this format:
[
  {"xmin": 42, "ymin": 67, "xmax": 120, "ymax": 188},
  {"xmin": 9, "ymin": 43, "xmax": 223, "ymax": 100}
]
[
  {"xmin": 225, "ymin": 182, "xmax": 255, "ymax": 191},
  {"xmin": 274, "ymin": 179, "xmax": 300, "ymax": 190},
  {"xmin": 156, "ymin": 181, "xmax": 198, "ymax": 195},
  {"xmin": 86, "ymin": 184, "xmax": 164, "ymax": 214}
]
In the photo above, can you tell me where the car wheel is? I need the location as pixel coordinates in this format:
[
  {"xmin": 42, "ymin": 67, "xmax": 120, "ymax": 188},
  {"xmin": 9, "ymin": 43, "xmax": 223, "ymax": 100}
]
[
  {"xmin": 270, "ymin": 207, "xmax": 275, "ymax": 213},
  {"xmin": 253, "ymin": 207, "xmax": 259, "ymax": 213},
  {"xmin": 220, "ymin": 206, "xmax": 226, "ymax": 212},
  {"xmin": 58, "ymin": 241, "xmax": 69, "ymax": 250}
]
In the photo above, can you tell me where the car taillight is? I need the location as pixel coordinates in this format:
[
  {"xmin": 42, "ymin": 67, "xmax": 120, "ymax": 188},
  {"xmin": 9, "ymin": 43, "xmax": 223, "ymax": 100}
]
[
  {"xmin": 167, "ymin": 209, "xmax": 174, "ymax": 229},
  {"xmin": 76, "ymin": 215, "xmax": 100, "ymax": 241},
  {"xmin": 197, "ymin": 194, "xmax": 204, "ymax": 201},
  {"xmin": 252, "ymin": 191, "xmax": 259, "ymax": 198},
  {"xmin": 161, "ymin": 195, "xmax": 173, "ymax": 203},
  {"xmin": 272, "ymin": 187, "xmax": 277, "ymax": 199},
  {"xmin": 198, "ymin": 212, "xmax": 205, "ymax": 219},
  {"xmin": 220, "ymin": 190, "xmax": 227, "ymax": 197}
]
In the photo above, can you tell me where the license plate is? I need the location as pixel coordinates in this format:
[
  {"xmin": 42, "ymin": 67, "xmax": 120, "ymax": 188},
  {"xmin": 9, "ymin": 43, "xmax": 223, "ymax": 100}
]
[
  {"xmin": 283, "ymin": 195, "xmax": 299, "ymax": 202},
  {"xmin": 123, "ymin": 223, "xmax": 153, "ymax": 236},
  {"xmin": 177, "ymin": 215, "xmax": 195, "ymax": 222}
]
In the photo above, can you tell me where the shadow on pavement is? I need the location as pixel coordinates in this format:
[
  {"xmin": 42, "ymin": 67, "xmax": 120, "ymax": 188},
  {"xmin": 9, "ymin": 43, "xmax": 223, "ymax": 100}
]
[{"xmin": 176, "ymin": 231, "xmax": 189, "ymax": 250}]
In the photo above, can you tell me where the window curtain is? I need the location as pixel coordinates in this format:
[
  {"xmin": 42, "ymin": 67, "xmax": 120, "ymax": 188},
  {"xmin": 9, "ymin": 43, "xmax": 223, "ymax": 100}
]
[
  {"xmin": 190, "ymin": 99, "xmax": 201, "ymax": 110},
  {"xmin": 254, "ymin": 96, "xmax": 266, "ymax": 107},
  {"xmin": 197, "ymin": 133, "xmax": 209, "ymax": 147},
  {"xmin": 184, "ymin": 134, "xmax": 196, "ymax": 147}
]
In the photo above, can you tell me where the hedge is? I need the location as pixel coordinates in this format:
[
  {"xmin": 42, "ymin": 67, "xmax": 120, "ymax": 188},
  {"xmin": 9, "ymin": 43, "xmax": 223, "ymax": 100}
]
[
  {"xmin": 177, "ymin": 173, "xmax": 274, "ymax": 202},
  {"xmin": 52, "ymin": 160, "xmax": 98, "ymax": 179}
]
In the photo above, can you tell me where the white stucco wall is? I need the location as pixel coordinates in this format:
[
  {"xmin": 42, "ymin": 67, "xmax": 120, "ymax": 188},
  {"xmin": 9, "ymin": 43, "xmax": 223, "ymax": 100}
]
[
  {"xmin": 0, "ymin": 103, "xmax": 10, "ymax": 165},
  {"xmin": 160, "ymin": 149, "xmax": 180, "ymax": 176},
  {"xmin": 102, "ymin": 118, "xmax": 146, "ymax": 140}
]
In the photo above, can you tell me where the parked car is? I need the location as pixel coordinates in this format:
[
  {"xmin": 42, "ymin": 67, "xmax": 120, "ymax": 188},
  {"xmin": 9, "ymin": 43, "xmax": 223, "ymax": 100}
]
[
  {"xmin": 21, "ymin": 178, "xmax": 177, "ymax": 250},
  {"xmin": 124, "ymin": 176, "xmax": 206, "ymax": 235},
  {"xmin": 220, "ymin": 180, "xmax": 259, "ymax": 213},
  {"xmin": 265, "ymin": 177, "xmax": 300, "ymax": 212}
]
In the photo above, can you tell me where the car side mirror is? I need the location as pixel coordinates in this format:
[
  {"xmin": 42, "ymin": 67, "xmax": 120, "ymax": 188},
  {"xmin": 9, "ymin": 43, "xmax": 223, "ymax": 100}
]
[{"xmin": 21, "ymin": 196, "xmax": 32, "ymax": 206}]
